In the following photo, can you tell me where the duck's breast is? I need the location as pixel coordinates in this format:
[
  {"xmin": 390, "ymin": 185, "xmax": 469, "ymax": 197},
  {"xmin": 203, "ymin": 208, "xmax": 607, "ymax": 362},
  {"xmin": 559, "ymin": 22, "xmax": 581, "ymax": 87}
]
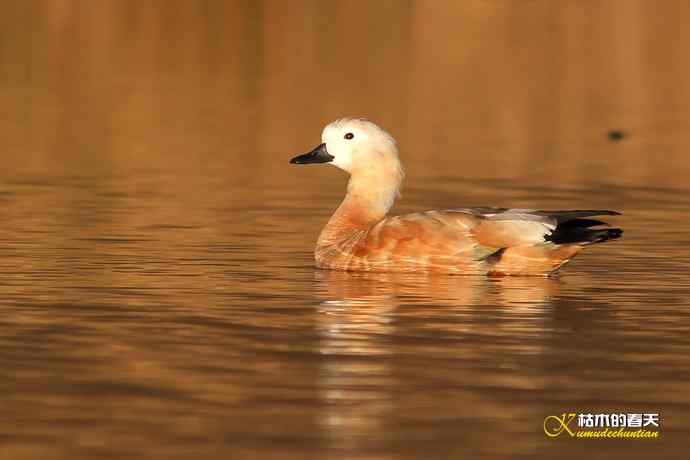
[{"xmin": 318, "ymin": 211, "xmax": 485, "ymax": 273}]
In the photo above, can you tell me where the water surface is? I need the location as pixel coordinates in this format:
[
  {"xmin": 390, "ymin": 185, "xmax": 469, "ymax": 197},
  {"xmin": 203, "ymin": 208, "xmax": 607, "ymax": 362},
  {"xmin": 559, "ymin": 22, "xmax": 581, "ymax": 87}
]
[{"xmin": 1, "ymin": 1, "xmax": 690, "ymax": 459}]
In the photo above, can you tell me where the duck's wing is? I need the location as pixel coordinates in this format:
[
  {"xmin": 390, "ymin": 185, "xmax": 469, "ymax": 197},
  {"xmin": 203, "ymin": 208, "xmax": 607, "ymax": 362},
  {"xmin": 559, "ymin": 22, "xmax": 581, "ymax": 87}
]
[
  {"xmin": 448, "ymin": 208, "xmax": 622, "ymax": 248},
  {"xmin": 343, "ymin": 210, "xmax": 484, "ymax": 268}
]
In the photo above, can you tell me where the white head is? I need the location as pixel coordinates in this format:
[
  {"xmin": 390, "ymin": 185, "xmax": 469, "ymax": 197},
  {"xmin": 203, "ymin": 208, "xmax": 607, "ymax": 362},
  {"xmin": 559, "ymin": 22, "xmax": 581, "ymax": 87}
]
[
  {"xmin": 291, "ymin": 118, "xmax": 403, "ymax": 181},
  {"xmin": 320, "ymin": 118, "xmax": 398, "ymax": 172},
  {"xmin": 290, "ymin": 118, "xmax": 405, "ymax": 215}
]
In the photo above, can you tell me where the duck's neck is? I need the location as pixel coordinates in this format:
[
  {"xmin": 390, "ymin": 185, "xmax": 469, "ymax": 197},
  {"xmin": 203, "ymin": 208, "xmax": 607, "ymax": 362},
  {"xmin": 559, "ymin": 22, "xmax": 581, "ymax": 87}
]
[{"xmin": 317, "ymin": 161, "xmax": 403, "ymax": 249}]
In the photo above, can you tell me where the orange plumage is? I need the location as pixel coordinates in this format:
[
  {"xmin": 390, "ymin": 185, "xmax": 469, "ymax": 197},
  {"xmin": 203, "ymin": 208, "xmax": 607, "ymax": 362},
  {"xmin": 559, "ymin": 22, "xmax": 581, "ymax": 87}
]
[{"xmin": 291, "ymin": 119, "xmax": 622, "ymax": 276}]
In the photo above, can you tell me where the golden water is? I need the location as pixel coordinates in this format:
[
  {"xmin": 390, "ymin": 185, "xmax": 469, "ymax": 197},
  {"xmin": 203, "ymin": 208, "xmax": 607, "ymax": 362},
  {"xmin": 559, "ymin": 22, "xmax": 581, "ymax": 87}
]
[{"xmin": 1, "ymin": 1, "xmax": 689, "ymax": 459}]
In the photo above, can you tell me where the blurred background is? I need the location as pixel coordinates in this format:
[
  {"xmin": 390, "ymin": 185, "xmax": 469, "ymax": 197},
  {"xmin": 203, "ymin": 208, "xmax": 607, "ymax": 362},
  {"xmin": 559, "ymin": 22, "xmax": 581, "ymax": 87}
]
[
  {"xmin": 1, "ymin": 1, "xmax": 689, "ymax": 460},
  {"xmin": 2, "ymin": 0, "xmax": 689, "ymax": 183}
]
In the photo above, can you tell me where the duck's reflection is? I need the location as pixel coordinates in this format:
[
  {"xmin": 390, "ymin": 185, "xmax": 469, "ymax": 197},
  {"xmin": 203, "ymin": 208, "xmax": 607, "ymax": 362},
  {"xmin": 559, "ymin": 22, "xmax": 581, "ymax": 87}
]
[
  {"xmin": 311, "ymin": 270, "xmax": 561, "ymax": 450},
  {"xmin": 316, "ymin": 269, "xmax": 561, "ymax": 316},
  {"xmin": 313, "ymin": 271, "xmax": 397, "ymax": 451}
]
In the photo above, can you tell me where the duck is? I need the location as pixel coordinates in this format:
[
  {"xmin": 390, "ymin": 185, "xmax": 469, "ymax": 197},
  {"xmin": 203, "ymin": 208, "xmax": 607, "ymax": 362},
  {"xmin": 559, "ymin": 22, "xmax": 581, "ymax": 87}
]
[{"xmin": 290, "ymin": 118, "xmax": 622, "ymax": 276}]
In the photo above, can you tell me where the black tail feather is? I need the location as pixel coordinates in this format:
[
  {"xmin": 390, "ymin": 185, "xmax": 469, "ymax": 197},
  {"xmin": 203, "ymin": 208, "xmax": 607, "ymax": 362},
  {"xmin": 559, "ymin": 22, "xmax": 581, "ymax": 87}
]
[{"xmin": 546, "ymin": 218, "xmax": 623, "ymax": 245}]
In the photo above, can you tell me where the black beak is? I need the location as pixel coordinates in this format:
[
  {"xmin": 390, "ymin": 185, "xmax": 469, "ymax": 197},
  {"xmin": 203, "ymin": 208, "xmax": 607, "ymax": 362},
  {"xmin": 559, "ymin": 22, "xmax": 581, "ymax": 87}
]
[{"xmin": 289, "ymin": 143, "xmax": 334, "ymax": 164}]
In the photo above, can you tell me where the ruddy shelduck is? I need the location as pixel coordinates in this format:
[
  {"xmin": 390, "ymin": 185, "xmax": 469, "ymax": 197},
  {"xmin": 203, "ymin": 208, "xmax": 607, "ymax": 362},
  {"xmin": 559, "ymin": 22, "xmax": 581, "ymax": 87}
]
[{"xmin": 290, "ymin": 118, "xmax": 622, "ymax": 276}]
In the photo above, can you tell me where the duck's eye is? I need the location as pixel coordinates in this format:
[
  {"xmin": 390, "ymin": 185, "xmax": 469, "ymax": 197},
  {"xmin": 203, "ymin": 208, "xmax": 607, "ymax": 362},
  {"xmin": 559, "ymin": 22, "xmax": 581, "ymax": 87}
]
[{"xmin": 344, "ymin": 132, "xmax": 354, "ymax": 140}]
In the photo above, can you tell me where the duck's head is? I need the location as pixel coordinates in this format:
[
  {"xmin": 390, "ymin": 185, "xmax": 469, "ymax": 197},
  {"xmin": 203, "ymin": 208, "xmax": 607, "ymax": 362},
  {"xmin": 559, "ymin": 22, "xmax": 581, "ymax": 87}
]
[
  {"xmin": 290, "ymin": 118, "xmax": 401, "ymax": 177},
  {"xmin": 291, "ymin": 118, "xmax": 405, "ymax": 215}
]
